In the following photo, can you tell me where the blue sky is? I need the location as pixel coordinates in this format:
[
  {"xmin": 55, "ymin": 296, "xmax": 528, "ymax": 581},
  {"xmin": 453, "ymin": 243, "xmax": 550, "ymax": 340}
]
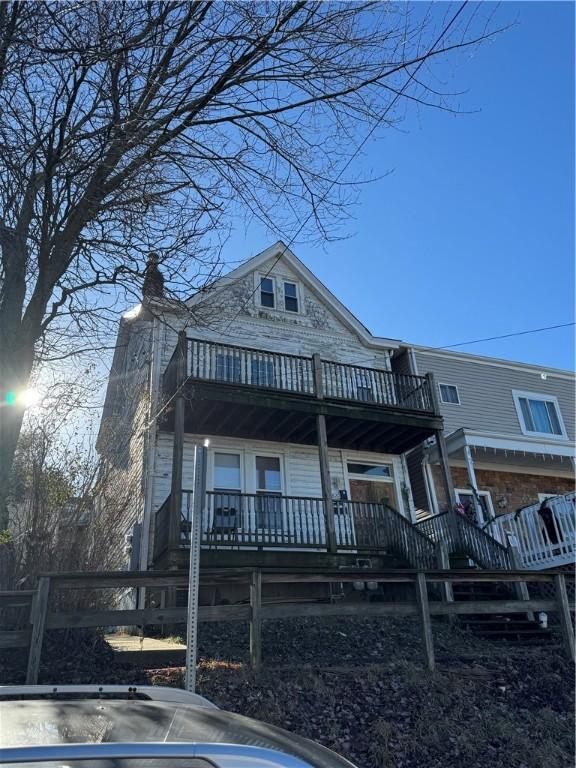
[{"xmin": 222, "ymin": 1, "xmax": 575, "ymax": 371}]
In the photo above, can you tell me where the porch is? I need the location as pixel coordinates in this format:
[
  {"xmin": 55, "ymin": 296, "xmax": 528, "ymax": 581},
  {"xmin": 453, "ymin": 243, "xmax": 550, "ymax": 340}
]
[
  {"xmin": 160, "ymin": 335, "xmax": 442, "ymax": 452},
  {"xmin": 155, "ymin": 335, "xmax": 458, "ymax": 571},
  {"xmin": 484, "ymin": 492, "xmax": 575, "ymax": 569},
  {"xmin": 153, "ymin": 490, "xmax": 438, "ymax": 570}
]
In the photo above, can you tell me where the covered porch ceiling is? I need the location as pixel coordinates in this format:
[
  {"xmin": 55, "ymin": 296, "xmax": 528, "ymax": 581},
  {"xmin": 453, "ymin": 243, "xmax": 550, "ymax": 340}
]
[{"xmin": 160, "ymin": 381, "xmax": 441, "ymax": 454}]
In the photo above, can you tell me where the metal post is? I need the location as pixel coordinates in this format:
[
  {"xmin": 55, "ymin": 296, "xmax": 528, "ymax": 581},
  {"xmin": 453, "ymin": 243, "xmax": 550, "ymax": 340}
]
[
  {"xmin": 435, "ymin": 541, "xmax": 454, "ymax": 619},
  {"xmin": 463, "ymin": 445, "xmax": 484, "ymax": 525},
  {"xmin": 507, "ymin": 544, "xmax": 533, "ymax": 621},
  {"xmin": 185, "ymin": 444, "xmax": 207, "ymax": 693}
]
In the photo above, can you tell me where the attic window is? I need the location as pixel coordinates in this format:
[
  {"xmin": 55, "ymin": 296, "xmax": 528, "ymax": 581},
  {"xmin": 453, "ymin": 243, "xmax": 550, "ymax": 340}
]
[
  {"xmin": 284, "ymin": 282, "xmax": 298, "ymax": 312},
  {"xmin": 260, "ymin": 277, "xmax": 275, "ymax": 308}
]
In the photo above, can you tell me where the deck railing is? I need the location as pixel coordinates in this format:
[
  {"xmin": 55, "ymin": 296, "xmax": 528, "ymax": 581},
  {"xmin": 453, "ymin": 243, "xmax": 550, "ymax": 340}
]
[
  {"xmin": 485, "ymin": 492, "xmax": 576, "ymax": 570},
  {"xmin": 153, "ymin": 491, "xmax": 438, "ymax": 569},
  {"xmin": 199, "ymin": 491, "xmax": 328, "ymax": 548},
  {"xmin": 416, "ymin": 510, "xmax": 512, "ymax": 570},
  {"xmin": 168, "ymin": 338, "xmax": 435, "ymax": 413}
]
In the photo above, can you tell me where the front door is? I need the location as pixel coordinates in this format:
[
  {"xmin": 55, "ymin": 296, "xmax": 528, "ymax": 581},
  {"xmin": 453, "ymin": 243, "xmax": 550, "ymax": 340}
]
[
  {"xmin": 345, "ymin": 462, "xmax": 398, "ymax": 550},
  {"xmin": 349, "ymin": 479, "xmax": 392, "ymax": 506}
]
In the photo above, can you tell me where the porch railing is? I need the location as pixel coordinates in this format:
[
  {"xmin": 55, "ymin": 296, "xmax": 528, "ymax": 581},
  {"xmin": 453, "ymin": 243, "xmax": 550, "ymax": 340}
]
[
  {"xmin": 200, "ymin": 491, "xmax": 327, "ymax": 549},
  {"xmin": 170, "ymin": 338, "xmax": 434, "ymax": 413},
  {"xmin": 155, "ymin": 490, "xmax": 438, "ymax": 569},
  {"xmin": 485, "ymin": 492, "xmax": 576, "ymax": 570},
  {"xmin": 416, "ymin": 510, "xmax": 512, "ymax": 570}
]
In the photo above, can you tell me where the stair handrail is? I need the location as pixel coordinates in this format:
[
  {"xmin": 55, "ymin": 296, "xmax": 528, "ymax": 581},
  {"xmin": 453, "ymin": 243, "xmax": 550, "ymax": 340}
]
[
  {"xmin": 454, "ymin": 511, "xmax": 512, "ymax": 570},
  {"xmin": 381, "ymin": 504, "xmax": 438, "ymax": 569}
]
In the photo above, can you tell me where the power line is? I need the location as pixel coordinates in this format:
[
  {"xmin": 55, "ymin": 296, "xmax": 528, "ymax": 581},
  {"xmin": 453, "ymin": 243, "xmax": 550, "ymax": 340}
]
[
  {"xmin": 431, "ymin": 322, "xmax": 575, "ymax": 350},
  {"xmin": 339, "ymin": 321, "xmax": 576, "ymax": 368}
]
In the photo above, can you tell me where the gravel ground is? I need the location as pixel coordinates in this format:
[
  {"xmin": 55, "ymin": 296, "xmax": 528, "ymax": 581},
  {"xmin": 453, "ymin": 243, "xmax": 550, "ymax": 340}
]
[{"xmin": 1, "ymin": 617, "xmax": 573, "ymax": 768}]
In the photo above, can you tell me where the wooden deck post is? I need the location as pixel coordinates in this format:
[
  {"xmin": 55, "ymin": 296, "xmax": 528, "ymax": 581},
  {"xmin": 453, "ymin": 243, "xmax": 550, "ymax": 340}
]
[
  {"xmin": 169, "ymin": 332, "xmax": 188, "ymax": 549},
  {"xmin": 26, "ymin": 577, "xmax": 51, "ymax": 684},
  {"xmin": 312, "ymin": 353, "xmax": 337, "ymax": 553},
  {"xmin": 250, "ymin": 569, "xmax": 262, "ymax": 671},
  {"xmin": 415, "ymin": 572, "xmax": 435, "ymax": 672},
  {"xmin": 554, "ymin": 573, "xmax": 575, "ymax": 662}
]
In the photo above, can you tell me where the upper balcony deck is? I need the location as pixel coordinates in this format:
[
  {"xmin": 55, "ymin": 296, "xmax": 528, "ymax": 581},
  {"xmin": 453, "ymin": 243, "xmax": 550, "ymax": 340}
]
[{"xmin": 160, "ymin": 336, "xmax": 443, "ymax": 453}]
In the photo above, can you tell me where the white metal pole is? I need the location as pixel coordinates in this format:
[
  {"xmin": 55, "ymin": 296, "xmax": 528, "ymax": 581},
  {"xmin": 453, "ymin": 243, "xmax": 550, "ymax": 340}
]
[
  {"xmin": 185, "ymin": 443, "xmax": 207, "ymax": 692},
  {"xmin": 463, "ymin": 444, "xmax": 484, "ymax": 525}
]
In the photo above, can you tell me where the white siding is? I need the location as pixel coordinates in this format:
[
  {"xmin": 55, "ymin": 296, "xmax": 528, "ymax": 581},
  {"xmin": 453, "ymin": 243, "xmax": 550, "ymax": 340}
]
[
  {"xmin": 149, "ymin": 434, "xmax": 411, "ymax": 558},
  {"xmin": 156, "ymin": 255, "xmax": 393, "ymax": 378}
]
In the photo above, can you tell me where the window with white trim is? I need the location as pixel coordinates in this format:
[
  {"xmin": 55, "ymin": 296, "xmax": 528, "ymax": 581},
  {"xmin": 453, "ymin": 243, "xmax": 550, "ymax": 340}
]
[
  {"xmin": 284, "ymin": 281, "xmax": 299, "ymax": 312},
  {"xmin": 260, "ymin": 277, "xmax": 275, "ymax": 308},
  {"xmin": 439, "ymin": 383, "xmax": 460, "ymax": 404},
  {"xmin": 212, "ymin": 453, "xmax": 242, "ymax": 532},
  {"xmin": 255, "ymin": 455, "xmax": 283, "ymax": 529},
  {"xmin": 512, "ymin": 390, "xmax": 566, "ymax": 437}
]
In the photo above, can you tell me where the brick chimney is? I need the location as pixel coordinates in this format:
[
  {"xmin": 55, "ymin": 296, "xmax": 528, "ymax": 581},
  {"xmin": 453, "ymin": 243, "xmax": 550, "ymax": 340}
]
[{"xmin": 142, "ymin": 251, "xmax": 164, "ymax": 299}]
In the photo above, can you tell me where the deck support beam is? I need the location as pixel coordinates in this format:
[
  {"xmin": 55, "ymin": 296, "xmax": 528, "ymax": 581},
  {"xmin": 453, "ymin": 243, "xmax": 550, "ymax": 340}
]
[
  {"xmin": 169, "ymin": 332, "xmax": 188, "ymax": 549},
  {"xmin": 313, "ymin": 353, "xmax": 337, "ymax": 553}
]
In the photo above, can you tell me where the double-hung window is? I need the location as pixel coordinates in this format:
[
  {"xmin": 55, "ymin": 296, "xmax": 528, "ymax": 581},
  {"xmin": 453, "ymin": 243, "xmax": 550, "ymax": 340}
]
[
  {"xmin": 251, "ymin": 357, "xmax": 276, "ymax": 388},
  {"xmin": 513, "ymin": 391, "xmax": 566, "ymax": 438},
  {"xmin": 284, "ymin": 282, "xmax": 298, "ymax": 312},
  {"xmin": 255, "ymin": 455, "xmax": 283, "ymax": 529},
  {"xmin": 212, "ymin": 453, "xmax": 242, "ymax": 532},
  {"xmin": 215, "ymin": 353, "xmax": 241, "ymax": 383},
  {"xmin": 260, "ymin": 277, "xmax": 275, "ymax": 308},
  {"xmin": 355, "ymin": 370, "xmax": 374, "ymax": 402}
]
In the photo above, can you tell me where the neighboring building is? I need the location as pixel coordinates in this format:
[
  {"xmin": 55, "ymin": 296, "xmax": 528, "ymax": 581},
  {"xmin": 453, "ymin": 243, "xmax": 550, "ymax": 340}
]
[
  {"xmin": 97, "ymin": 242, "xmax": 575, "ymax": 577},
  {"xmin": 398, "ymin": 348, "xmax": 574, "ymax": 520}
]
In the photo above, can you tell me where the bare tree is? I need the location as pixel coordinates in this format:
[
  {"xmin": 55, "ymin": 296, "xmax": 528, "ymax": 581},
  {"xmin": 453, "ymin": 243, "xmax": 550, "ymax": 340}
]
[
  {"xmin": 3, "ymin": 380, "xmax": 142, "ymax": 589},
  {"xmin": 0, "ymin": 1, "xmax": 500, "ymax": 524}
]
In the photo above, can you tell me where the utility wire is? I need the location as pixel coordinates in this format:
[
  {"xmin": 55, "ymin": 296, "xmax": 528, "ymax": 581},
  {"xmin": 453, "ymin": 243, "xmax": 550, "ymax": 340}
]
[
  {"xmin": 333, "ymin": 321, "xmax": 576, "ymax": 369},
  {"xmin": 430, "ymin": 322, "xmax": 575, "ymax": 350},
  {"xmin": 142, "ymin": 1, "xmax": 471, "ymax": 429}
]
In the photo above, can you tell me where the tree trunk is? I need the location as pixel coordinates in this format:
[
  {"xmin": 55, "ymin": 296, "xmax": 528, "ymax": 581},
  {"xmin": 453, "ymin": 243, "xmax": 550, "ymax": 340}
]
[{"xmin": 0, "ymin": 336, "xmax": 34, "ymax": 529}]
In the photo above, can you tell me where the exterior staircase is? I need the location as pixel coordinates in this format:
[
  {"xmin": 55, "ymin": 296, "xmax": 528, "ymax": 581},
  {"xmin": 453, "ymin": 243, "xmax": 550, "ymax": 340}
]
[{"xmin": 452, "ymin": 577, "xmax": 553, "ymax": 645}]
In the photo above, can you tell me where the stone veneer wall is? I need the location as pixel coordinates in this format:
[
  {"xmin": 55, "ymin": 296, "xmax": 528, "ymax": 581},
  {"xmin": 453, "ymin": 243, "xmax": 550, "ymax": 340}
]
[{"xmin": 431, "ymin": 464, "xmax": 575, "ymax": 516}]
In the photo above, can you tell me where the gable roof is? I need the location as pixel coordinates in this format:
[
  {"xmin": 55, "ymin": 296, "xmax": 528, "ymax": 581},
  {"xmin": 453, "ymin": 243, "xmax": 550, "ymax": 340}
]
[{"xmin": 185, "ymin": 241, "xmax": 401, "ymax": 350}]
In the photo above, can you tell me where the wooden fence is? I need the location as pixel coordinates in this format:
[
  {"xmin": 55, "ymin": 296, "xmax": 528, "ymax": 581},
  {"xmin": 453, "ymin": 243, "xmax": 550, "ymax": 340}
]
[{"xmin": 1, "ymin": 568, "xmax": 573, "ymax": 686}]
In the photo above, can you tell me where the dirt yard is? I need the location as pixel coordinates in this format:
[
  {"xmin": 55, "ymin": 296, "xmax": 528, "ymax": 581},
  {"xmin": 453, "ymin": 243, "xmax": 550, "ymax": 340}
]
[{"xmin": 1, "ymin": 617, "xmax": 573, "ymax": 768}]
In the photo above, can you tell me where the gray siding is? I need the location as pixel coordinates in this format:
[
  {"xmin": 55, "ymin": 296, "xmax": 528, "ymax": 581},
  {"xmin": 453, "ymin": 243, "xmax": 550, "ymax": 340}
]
[{"xmin": 414, "ymin": 350, "xmax": 575, "ymax": 441}]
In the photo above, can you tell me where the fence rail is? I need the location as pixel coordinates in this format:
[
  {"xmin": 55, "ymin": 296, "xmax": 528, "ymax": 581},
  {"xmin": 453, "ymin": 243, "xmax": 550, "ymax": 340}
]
[
  {"xmin": 4, "ymin": 568, "xmax": 573, "ymax": 685},
  {"xmin": 165, "ymin": 338, "xmax": 435, "ymax": 414},
  {"xmin": 486, "ymin": 492, "xmax": 576, "ymax": 570}
]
